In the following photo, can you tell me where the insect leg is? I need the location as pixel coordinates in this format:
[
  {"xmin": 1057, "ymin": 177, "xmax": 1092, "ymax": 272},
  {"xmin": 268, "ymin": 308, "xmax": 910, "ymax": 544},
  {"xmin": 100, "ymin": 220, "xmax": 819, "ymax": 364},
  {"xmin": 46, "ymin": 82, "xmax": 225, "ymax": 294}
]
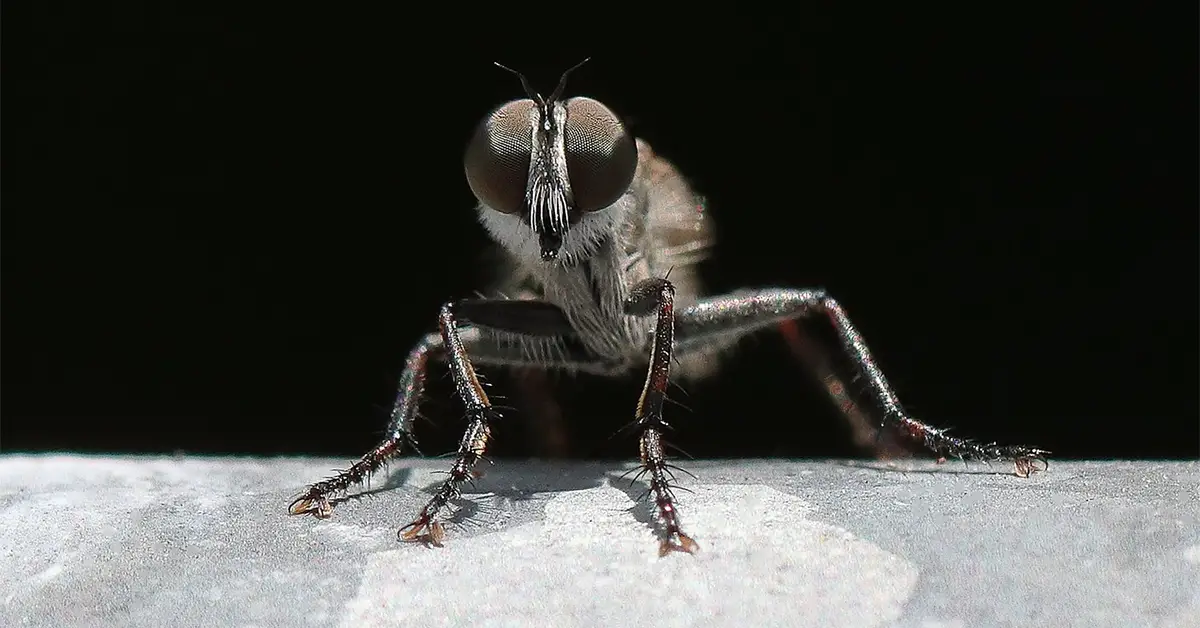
[
  {"xmin": 676, "ymin": 288, "xmax": 1050, "ymax": 477},
  {"xmin": 396, "ymin": 298, "xmax": 617, "ymax": 546},
  {"xmin": 625, "ymin": 278, "xmax": 699, "ymax": 556},
  {"xmin": 776, "ymin": 319, "xmax": 910, "ymax": 459},
  {"xmin": 289, "ymin": 297, "xmax": 622, "ymax": 543},
  {"xmin": 394, "ymin": 303, "xmax": 502, "ymax": 546},
  {"xmin": 288, "ymin": 330, "xmax": 440, "ymax": 519}
]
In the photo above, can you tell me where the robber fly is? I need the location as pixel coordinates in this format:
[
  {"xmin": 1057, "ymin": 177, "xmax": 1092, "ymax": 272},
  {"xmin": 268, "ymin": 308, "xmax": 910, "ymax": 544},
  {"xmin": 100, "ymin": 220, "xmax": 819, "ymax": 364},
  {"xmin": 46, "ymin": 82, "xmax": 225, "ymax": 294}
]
[{"xmin": 288, "ymin": 60, "xmax": 1050, "ymax": 556}]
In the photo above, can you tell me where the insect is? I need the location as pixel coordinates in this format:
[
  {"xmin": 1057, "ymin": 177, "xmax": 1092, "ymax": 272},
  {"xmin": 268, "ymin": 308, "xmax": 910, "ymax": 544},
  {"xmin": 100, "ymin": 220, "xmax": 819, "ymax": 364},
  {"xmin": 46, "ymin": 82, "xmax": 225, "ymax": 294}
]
[{"xmin": 288, "ymin": 60, "xmax": 1050, "ymax": 556}]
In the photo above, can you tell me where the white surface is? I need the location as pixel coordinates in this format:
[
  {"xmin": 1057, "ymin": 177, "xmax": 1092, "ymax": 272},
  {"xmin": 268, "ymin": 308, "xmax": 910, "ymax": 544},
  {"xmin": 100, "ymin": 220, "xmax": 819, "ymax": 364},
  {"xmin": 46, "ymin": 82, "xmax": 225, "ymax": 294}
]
[
  {"xmin": 343, "ymin": 484, "xmax": 916, "ymax": 628},
  {"xmin": 1, "ymin": 456, "xmax": 1197, "ymax": 628}
]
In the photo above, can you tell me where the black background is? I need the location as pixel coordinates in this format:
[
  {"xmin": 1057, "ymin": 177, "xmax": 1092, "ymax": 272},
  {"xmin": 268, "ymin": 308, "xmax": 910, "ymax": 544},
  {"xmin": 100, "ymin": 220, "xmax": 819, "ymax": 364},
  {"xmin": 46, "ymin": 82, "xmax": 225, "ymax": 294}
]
[{"xmin": 6, "ymin": 5, "xmax": 1197, "ymax": 461}]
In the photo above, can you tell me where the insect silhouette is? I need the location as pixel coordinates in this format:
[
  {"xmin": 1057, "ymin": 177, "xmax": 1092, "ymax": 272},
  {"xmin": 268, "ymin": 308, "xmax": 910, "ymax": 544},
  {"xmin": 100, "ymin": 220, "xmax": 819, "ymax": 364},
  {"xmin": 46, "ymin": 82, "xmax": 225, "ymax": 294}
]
[{"xmin": 288, "ymin": 59, "xmax": 1050, "ymax": 556}]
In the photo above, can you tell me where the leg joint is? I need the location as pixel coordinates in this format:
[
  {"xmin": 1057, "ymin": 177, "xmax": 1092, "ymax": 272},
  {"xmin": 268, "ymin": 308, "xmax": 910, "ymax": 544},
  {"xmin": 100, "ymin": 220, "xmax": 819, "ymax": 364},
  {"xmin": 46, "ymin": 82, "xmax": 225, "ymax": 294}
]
[{"xmin": 625, "ymin": 278, "xmax": 676, "ymax": 316}]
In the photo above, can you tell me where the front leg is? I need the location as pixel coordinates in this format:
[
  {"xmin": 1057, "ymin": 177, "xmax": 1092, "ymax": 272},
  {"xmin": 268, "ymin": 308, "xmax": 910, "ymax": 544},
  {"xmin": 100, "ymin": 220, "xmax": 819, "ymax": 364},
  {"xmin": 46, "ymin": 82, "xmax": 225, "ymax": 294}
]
[
  {"xmin": 397, "ymin": 303, "xmax": 504, "ymax": 546},
  {"xmin": 289, "ymin": 302, "xmax": 500, "ymax": 545},
  {"xmin": 626, "ymin": 278, "xmax": 699, "ymax": 556},
  {"xmin": 398, "ymin": 298, "xmax": 619, "ymax": 544},
  {"xmin": 676, "ymin": 288, "xmax": 1050, "ymax": 477}
]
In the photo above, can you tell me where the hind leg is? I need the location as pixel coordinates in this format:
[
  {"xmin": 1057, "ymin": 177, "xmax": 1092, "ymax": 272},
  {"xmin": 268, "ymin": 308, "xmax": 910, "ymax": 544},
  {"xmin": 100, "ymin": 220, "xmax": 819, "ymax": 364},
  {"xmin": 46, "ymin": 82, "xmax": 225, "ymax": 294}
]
[{"xmin": 675, "ymin": 288, "xmax": 1049, "ymax": 476}]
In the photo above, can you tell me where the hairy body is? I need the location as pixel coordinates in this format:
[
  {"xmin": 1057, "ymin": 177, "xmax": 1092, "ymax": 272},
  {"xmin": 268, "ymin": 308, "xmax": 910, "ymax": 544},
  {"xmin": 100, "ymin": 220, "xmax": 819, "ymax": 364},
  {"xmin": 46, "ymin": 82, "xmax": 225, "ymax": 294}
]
[{"xmin": 479, "ymin": 138, "xmax": 716, "ymax": 377}]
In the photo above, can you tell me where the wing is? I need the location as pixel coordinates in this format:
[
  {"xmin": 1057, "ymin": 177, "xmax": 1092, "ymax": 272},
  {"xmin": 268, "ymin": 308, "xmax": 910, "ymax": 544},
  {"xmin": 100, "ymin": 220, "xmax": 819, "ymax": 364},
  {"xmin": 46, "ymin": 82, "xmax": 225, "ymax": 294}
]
[{"xmin": 623, "ymin": 138, "xmax": 715, "ymax": 308}]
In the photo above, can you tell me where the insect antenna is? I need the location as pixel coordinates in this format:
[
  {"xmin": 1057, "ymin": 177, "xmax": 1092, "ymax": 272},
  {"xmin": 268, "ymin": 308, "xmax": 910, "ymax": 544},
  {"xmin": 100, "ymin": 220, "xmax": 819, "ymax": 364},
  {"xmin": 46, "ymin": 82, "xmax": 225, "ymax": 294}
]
[
  {"xmin": 493, "ymin": 61, "xmax": 543, "ymax": 105},
  {"xmin": 547, "ymin": 57, "xmax": 590, "ymax": 102},
  {"xmin": 493, "ymin": 57, "xmax": 592, "ymax": 106}
]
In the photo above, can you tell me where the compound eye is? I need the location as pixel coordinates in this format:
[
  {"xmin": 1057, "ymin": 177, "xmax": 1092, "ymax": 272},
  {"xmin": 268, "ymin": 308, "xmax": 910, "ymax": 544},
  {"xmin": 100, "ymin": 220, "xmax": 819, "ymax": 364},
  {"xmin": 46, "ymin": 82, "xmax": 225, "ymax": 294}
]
[
  {"xmin": 464, "ymin": 99, "xmax": 536, "ymax": 214},
  {"xmin": 563, "ymin": 97, "xmax": 637, "ymax": 212}
]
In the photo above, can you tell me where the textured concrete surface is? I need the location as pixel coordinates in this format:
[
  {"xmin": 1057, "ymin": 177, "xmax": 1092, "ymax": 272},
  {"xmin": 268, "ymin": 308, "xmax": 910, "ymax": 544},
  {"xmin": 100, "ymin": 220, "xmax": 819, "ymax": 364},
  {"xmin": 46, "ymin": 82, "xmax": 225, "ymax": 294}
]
[{"xmin": 0, "ymin": 455, "xmax": 1196, "ymax": 628}]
